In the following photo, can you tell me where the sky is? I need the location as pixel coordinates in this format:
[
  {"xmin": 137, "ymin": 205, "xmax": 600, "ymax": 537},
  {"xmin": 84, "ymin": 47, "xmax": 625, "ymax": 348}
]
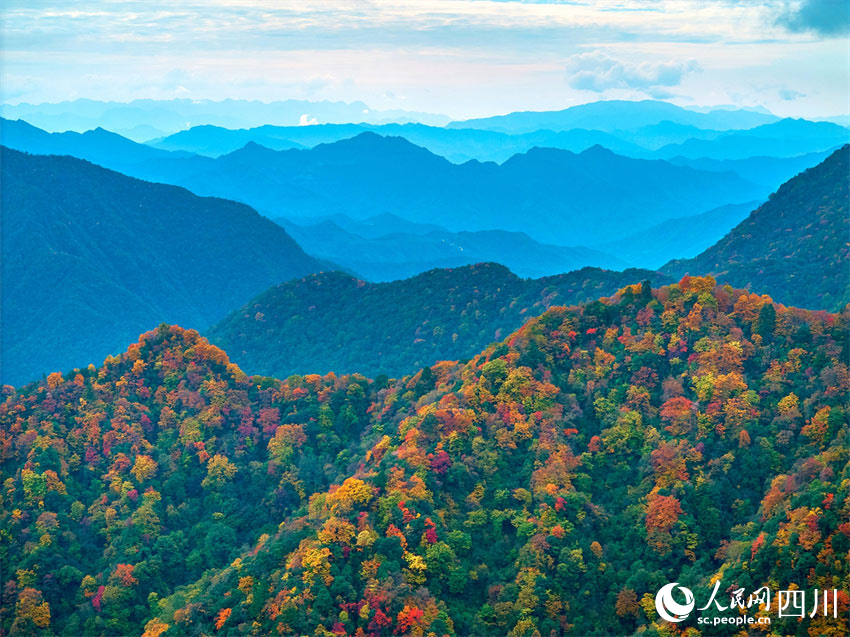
[{"xmin": 1, "ymin": 0, "xmax": 848, "ymax": 119}]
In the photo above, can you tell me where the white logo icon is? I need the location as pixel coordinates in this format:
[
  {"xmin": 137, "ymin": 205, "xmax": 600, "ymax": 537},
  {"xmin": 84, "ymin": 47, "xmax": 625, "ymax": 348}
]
[{"xmin": 655, "ymin": 583, "xmax": 695, "ymax": 622}]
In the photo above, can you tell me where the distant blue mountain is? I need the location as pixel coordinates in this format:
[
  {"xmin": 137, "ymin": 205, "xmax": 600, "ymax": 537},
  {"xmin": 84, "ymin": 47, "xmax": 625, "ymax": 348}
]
[
  {"xmin": 653, "ymin": 118, "xmax": 849, "ymax": 160},
  {"xmin": 0, "ymin": 98, "xmax": 451, "ymax": 139},
  {"xmin": 299, "ymin": 212, "xmax": 445, "ymax": 238},
  {"xmin": 2, "ymin": 120, "xmax": 769, "ymax": 247},
  {"xmin": 145, "ymin": 112, "xmax": 845, "ymax": 175},
  {"xmin": 612, "ymin": 120, "xmax": 726, "ymax": 149},
  {"xmin": 151, "ymin": 135, "xmax": 768, "ymax": 246},
  {"xmin": 595, "ymin": 201, "xmax": 760, "ymax": 269},
  {"xmin": 278, "ymin": 215, "xmax": 628, "ymax": 281},
  {"xmin": 0, "ymin": 117, "xmax": 199, "ymax": 172},
  {"xmin": 449, "ymin": 99, "xmax": 779, "ymax": 133},
  {"xmin": 149, "ymin": 121, "xmax": 645, "ymax": 162},
  {"xmin": 666, "ymin": 150, "xmax": 836, "ymax": 190}
]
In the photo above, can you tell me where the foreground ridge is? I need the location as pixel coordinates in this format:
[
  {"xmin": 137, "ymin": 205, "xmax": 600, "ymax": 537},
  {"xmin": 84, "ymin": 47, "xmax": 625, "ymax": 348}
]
[{"xmin": 1, "ymin": 278, "xmax": 848, "ymax": 635}]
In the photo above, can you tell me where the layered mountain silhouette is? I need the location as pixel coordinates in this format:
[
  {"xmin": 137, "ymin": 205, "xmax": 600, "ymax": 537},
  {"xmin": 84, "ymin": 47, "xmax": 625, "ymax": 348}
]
[
  {"xmin": 597, "ymin": 201, "xmax": 759, "ymax": 269},
  {"xmin": 663, "ymin": 145, "xmax": 850, "ymax": 310},
  {"xmin": 4, "ymin": 118, "xmax": 834, "ymax": 255},
  {"xmin": 449, "ymin": 99, "xmax": 779, "ymax": 133},
  {"xmin": 667, "ymin": 149, "xmax": 834, "ymax": 189},
  {"xmin": 0, "ymin": 147, "xmax": 324, "ymax": 385},
  {"xmin": 0, "ymin": 117, "xmax": 197, "ymax": 173},
  {"xmin": 0, "ymin": 97, "xmax": 450, "ymax": 139},
  {"xmin": 206, "ymin": 263, "xmax": 667, "ymax": 379},
  {"xmin": 2, "ymin": 119, "xmax": 771, "ymax": 239},
  {"xmin": 653, "ymin": 118, "xmax": 849, "ymax": 160},
  {"xmin": 140, "ymin": 135, "xmax": 768, "ymax": 246},
  {"xmin": 150, "ymin": 121, "xmax": 646, "ymax": 163},
  {"xmin": 148, "ymin": 117, "xmax": 845, "ymax": 170},
  {"xmin": 278, "ymin": 216, "xmax": 627, "ymax": 281}
]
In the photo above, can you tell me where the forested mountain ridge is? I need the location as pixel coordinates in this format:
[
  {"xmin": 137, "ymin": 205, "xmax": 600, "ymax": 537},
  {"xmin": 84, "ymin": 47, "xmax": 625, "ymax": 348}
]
[
  {"xmin": 663, "ymin": 144, "xmax": 850, "ymax": 311},
  {"xmin": 0, "ymin": 147, "xmax": 324, "ymax": 386},
  {"xmin": 206, "ymin": 263, "xmax": 668, "ymax": 379},
  {"xmin": 2, "ymin": 277, "xmax": 847, "ymax": 635}
]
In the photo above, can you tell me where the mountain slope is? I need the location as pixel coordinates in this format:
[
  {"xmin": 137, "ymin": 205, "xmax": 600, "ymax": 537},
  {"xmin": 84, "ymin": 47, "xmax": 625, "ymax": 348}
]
[
  {"xmin": 206, "ymin": 264, "xmax": 668, "ymax": 379},
  {"xmin": 662, "ymin": 145, "xmax": 850, "ymax": 310},
  {"xmin": 0, "ymin": 147, "xmax": 324, "ymax": 385},
  {"xmin": 2, "ymin": 278, "xmax": 846, "ymax": 635},
  {"xmin": 278, "ymin": 217, "xmax": 627, "ymax": 281}
]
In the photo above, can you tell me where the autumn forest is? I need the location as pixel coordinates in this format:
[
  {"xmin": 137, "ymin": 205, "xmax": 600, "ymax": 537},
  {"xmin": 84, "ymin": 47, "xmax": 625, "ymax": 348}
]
[{"xmin": 2, "ymin": 2, "xmax": 850, "ymax": 636}]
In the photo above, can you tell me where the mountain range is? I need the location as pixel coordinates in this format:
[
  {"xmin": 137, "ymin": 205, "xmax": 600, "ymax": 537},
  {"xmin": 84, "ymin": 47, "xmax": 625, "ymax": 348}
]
[
  {"xmin": 140, "ymin": 135, "xmax": 769, "ymax": 246},
  {"xmin": 0, "ymin": 98, "xmax": 451, "ymax": 140},
  {"xmin": 597, "ymin": 201, "xmax": 758, "ymax": 270},
  {"xmin": 2, "ymin": 117, "xmax": 771, "ymax": 249},
  {"xmin": 147, "ymin": 117, "xmax": 846, "ymax": 167},
  {"xmin": 1, "ymin": 96, "xmax": 848, "ymax": 636},
  {"xmin": 449, "ymin": 99, "xmax": 780, "ymax": 133},
  {"xmin": 207, "ymin": 146, "xmax": 849, "ymax": 379},
  {"xmin": 0, "ymin": 147, "xmax": 324, "ymax": 386}
]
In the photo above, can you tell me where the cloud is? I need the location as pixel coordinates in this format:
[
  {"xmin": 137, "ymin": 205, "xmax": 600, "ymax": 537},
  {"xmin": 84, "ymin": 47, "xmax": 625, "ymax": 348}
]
[
  {"xmin": 777, "ymin": 0, "xmax": 850, "ymax": 35},
  {"xmin": 565, "ymin": 51, "xmax": 701, "ymax": 94},
  {"xmin": 779, "ymin": 88, "xmax": 806, "ymax": 100}
]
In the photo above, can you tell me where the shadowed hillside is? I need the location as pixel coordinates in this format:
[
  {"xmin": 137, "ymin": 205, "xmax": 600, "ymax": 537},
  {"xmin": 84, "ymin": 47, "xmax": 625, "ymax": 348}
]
[
  {"xmin": 206, "ymin": 264, "xmax": 669, "ymax": 379},
  {"xmin": 0, "ymin": 147, "xmax": 324, "ymax": 385}
]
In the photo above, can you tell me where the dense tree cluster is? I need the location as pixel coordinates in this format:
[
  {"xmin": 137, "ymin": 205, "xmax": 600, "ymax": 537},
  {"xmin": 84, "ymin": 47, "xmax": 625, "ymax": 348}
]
[{"xmin": 1, "ymin": 276, "xmax": 847, "ymax": 635}]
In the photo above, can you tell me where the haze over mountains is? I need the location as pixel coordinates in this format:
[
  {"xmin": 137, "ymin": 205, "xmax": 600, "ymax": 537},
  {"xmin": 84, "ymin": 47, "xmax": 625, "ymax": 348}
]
[
  {"xmin": 2, "ymin": 117, "xmax": 775, "ymax": 248},
  {"xmin": 0, "ymin": 98, "xmax": 451, "ymax": 141},
  {"xmin": 448, "ymin": 99, "xmax": 781, "ymax": 133},
  {"xmin": 146, "ymin": 115, "xmax": 845, "ymax": 166},
  {"xmin": 278, "ymin": 216, "xmax": 628, "ymax": 281}
]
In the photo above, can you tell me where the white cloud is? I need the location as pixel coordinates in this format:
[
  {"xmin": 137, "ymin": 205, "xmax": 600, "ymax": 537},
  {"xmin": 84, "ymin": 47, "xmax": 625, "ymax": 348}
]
[
  {"xmin": 565, "ymin": 51, "xmax": 701, "ymax": 94},
  {"xmin": 0, "ymin": 0, "xmax": 846, "ymax": 118}
]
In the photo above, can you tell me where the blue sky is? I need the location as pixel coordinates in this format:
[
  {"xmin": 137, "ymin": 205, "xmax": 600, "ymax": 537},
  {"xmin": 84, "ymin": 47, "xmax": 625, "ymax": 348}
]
[{"xmin": 1, "ymin": 0, "xmax": 847, "ymax": 119}]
